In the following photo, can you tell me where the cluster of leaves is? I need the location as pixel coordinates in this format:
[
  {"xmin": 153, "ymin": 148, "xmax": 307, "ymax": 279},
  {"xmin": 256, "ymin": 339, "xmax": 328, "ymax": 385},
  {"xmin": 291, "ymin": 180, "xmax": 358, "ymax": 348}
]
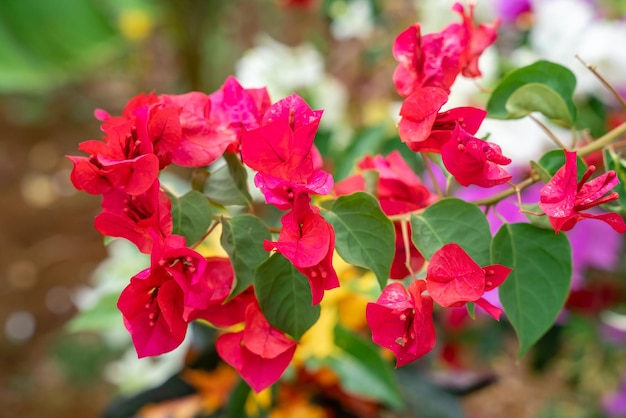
[{"xmin": 67, "ymin": 0, "xmax": 626, "ymax": 413}]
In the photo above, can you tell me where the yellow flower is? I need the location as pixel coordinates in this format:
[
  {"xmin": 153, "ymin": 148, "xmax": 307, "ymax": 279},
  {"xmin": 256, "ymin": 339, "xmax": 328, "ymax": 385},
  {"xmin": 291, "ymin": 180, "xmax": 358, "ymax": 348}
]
[{"xmin": 118, "ymin": 8, "xmax": 153, "ymax": 42}]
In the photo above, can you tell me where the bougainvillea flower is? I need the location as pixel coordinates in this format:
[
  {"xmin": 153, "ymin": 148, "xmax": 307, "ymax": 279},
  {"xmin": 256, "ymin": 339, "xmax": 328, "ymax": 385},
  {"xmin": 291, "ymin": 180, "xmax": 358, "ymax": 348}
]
[
  {"xmin": 398, "ymin": 87, "xmax": 449, "ymax": 151},
  {"xmin": 181, "ymin": 259, "xmax": 255, "ymax": 327},
  {"xmin": 154, "ymin": 236, "xmax": 210, "ymax": 312},
  {"xmin": 94, "ymin": 179, "xmax": 172, "ymax": 253},
  {"xmin": 366, "ymin": 280, "xmax": 435, "ymax": 367},
  {"xmin": 264, "ymin": 205, "xmax": 330, "ymax": 268},
  {"xmin": 179, "ymin": 257, "xmax": 234, "ymax": 316},
  {"xmin": 216, "ymin": 303, "xmax": 297, "ymax": 393},
  {"xmin": 425, "ymin": 243, "xmax": 511, "ymax": 319},
  {"xmin": 254, "ymin": 170, "xmax": 334, "ymax": 210},
  {"xmin": 95, "ymin": 92, "xmax": 159, "ymax": 127},
  {"xmin": 67, "ymin": 152, "xmax": 159, "ymax": 196},
  {"xmin": 448, "ymin": 2, "xmax": 500, "ymax": 78},
  {"xmin": 94, "ymin": 92, "xmax": 182, "ymax": 170},
  {"xmin": 117, "ymin": 266, "xmax": 187, "ymax": 358},
  {"xmin": 68, "ymin": 107, "xmax": 161, "ymax": 195},
  {"xmin": 162, "ymin": 76, "xmax": 269, "ymax": 167},
  {"xmin": 441, "ymin": 124, "xmax": 512, "ymax": 187},
  {"xmin": 539, "ymin": 150, "xmax": 626, "ymax": 233},
  {"xmin": 294, "ymin": 222, "xmax": 339, "ymax": 305},
  {"xmin": 392, "ymin": 3, "xmax": 498, "ymax": 97},
  {"xmin": 398, "ymin": 87, "xmax": 486, "ymax": 153},
  {"xmin": 392, "ymin": 24, "xmax": 462, "ymax": 97},
  {"xmin": 146, "ymin": 103, "xmax": 183, "ymax": 168},
  {"xmin": 241, "ymin": 93, "xmax": 322, "ymax": 183}
]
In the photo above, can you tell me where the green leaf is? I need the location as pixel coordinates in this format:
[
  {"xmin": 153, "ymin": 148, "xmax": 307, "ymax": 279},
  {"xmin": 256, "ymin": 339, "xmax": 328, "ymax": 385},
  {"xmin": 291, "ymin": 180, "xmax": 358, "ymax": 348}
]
[
  {"xmin": 491, "ymin": 223, "xmax": 572, "ymax": 357},
  {"xmin": 538, "ymin": 149, "xmax": 588, "ymax": 180},
  {"xmin": 330, "ymin": 324, "xmax": 403, "ymax": 409},
  {"xmin": 466, "ymin": 302, "xmax": 476, "ymax": 320},
  {"xmin": 204, "ymin": 154, "xmax": 253, "ymax": 206},
  {"xmin": 395, "ymin": 369, "xmax": 465, "ymax": 418},
  {"xmin": 254, "ymin": 253, "xmax": 320, "ymax": 340},
  {"xmin": 487, "ymin": 60, "xmax": 577, "ymax": 126},
  {"xmin": 604, "ymin": 148, "xmax": 626, "ymax": 212},
  {"xmin": 410, "ymin": 198, "xmax": 492, "ymax": 265},
  {"xmin": 506, "ymin": 83, "xmax": 574, "ymax": 125},
  {"xmin": 321, "ymin": 192, "xmax": 395, "ymax": 289},
  {"xmin": 168, "ymin": 190, "xmax": 214, "ymax": 245},
  {"xmin": 221, "ymin": 214, "xmax": 271, "ymax": 298},
  {"xmin": 66, "ymin": 293, "xmax": 120, "ymax": 333},
  {"xmin": 0, "ymin": 0, "xmax": 121, "ymax": 93},
  {"xmin": 575, "ymin": 95, "xmax": 608, "ymax": 138},
  {"xmin": 227, "ymin": 378, "xmax": 252, "ymax": 418},
  {"xmin": 530, "ymin": 160, "xmax": 552, "ymax": 184}
]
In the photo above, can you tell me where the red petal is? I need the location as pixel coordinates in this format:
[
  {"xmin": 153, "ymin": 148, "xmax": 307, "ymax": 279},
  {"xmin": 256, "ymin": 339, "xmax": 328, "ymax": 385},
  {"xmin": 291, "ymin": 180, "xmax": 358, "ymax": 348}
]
[{"xmin": 426, "ymin": 243, "xmax": 484, "ymax": 306}]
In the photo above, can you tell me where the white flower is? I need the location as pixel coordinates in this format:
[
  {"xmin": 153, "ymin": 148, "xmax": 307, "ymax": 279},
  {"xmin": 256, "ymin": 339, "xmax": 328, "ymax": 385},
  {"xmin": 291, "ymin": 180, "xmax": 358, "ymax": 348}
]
[
  {"xmin": 235, "ymin": 34, "xmax": 324, "ymax": 100},
  {"xmin": 329, "ymin": 0, "xmax": 375, "ymax": 40}
]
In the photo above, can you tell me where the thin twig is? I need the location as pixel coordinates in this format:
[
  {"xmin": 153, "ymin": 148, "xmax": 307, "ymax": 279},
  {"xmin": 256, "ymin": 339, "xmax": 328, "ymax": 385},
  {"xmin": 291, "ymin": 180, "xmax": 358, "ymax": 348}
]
[
  {"xmin": 190, "ymin": 220, "xmax": 221, "ymax": 249},
  {"xmin": 576, "ymin": 54, "xmax": 626, "ymax": 109},
  {"xmin": 528, "ymin": 114, "xmax": 569, "ymax": 150}
]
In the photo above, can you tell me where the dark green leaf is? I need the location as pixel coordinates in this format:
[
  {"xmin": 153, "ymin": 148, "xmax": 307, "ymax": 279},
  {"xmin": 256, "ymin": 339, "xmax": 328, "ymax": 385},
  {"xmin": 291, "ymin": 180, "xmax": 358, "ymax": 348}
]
[
  {"xmin": 492, "ymin": 223, "xmax": 571, "ymax": 357},
  {"xmin": 227, "ymin": 378, "xmax": 251, "ymax": 418},
  {"xmin": 254, "ymin": 253, "xmax": 320, "ymax": 340},
  {"xmin": 322, "ymin": 192, "xmax": 395, "ymax": 289},
  {"xmin": 330, "ymin": 324, "xmax": 403, "ymax": 409},
  {"xmin": 487, "ymin": 60, "xmax": 577, "ymax": 126},
  {"xmin": 204, "ymin": 154, "xmax": 253, "ymax": 206},
  {"xmin": 168, "ymin": 190, "xmax": 214, "ymax": 245},
  {"xmin": 395, "ymin": 369, "xmax": 465, "ymax": 418},
  {"xmin": 410, "ymin": 198, "xmax": 492, "ymax": 265},
  {"xmin": 575, "ymin": 95, "xmax": 607, "ymax": 138},
  {"xmin": 221, "ymin": 214, "xmax": 271, "ymax": 298}
]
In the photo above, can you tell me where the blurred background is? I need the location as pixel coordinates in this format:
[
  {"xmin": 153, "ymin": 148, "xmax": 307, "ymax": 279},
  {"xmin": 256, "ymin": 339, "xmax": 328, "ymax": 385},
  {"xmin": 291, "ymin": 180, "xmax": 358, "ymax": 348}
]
[{"xmin": 1, "ymin": 0, "xmax": 626, "ymax": 417}]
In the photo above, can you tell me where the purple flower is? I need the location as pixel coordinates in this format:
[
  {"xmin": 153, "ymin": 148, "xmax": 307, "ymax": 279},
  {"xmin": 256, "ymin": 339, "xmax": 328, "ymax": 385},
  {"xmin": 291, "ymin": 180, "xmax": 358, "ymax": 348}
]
[
  {"xmin": 603, "ymin": 375, "xmax": 626, "ymax": 417},
  {"xmin": 493, "ymin": 0, "xmax": 532, "ymax": 24}
]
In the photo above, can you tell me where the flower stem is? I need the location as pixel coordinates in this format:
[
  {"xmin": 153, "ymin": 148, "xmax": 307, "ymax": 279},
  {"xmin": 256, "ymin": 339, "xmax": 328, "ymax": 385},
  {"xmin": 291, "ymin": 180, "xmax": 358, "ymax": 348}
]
[
  {"xmin": 469, "ymin": 121, "xmax": 626, "ymax": 207},
  {"xmin": 578, "ymin": 121, "xmax": 626, "ymax": 158},
  {"xmin": 471, "ymin": 175, "xmax": 540, "ymax": 207}
]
